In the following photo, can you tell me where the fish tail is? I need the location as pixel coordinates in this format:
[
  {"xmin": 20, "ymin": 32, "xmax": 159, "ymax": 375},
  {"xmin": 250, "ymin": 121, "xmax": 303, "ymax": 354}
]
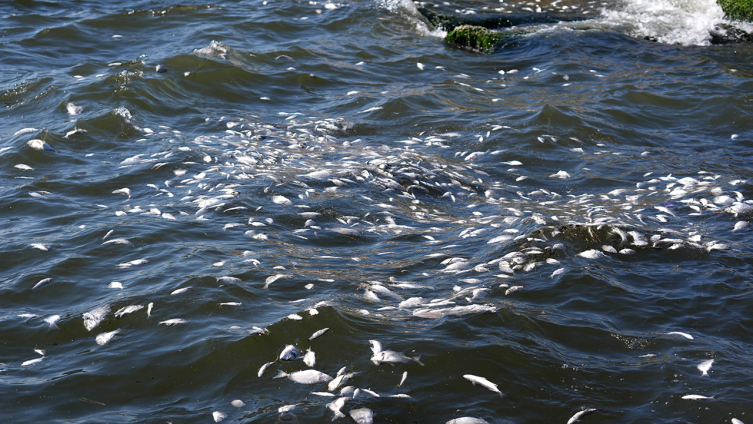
[
  {"xmin": 413, "ymin": 355, "xmax": 424, "ymax": 366},
  {"xmin": 273, "ymin": 370, "xmax": 287, "ymax": 379},
  {"xmin": 47, "ymin": 323, "xmax": 60, "ymax": 333}
]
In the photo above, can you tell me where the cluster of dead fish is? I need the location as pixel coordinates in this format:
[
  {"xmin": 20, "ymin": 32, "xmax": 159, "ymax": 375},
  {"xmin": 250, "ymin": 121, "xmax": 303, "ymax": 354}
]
[{"xmin": 14, "ymin": 109, "xmax": 751, "ymax": 423}]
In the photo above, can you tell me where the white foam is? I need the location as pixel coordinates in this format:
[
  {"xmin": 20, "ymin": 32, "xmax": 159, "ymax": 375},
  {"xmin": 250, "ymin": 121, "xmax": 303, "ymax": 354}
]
[{"xmin": 598, "ymin": 0, "xmax": 726, "ymax": 45}]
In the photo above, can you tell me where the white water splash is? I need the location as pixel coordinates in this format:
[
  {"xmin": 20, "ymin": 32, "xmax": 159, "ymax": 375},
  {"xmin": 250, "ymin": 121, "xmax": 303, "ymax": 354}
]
[{"xmin": 599, "ymin": 0, "xmax": 726, "ymax": 45}]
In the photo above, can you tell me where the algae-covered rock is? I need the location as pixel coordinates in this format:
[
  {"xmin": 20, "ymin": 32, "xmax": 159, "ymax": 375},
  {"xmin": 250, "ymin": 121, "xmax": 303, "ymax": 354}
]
[
  {"xmin": 717, "ymin": 0, "xmax": 753, "ymax": 21},
  {"xmin": 444, "ymin": 25, "xmax": 503, "ymax": 53}
]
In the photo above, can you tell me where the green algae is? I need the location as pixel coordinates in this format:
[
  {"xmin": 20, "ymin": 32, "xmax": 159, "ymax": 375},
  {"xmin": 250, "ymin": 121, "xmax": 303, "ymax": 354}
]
[
  {"xmin": 444, "ymin": 25, "xmax": 503, "ymax": 53},
  {"xmin": 717, "ymin": 0, "xmax": 753, "ymax": 21}
]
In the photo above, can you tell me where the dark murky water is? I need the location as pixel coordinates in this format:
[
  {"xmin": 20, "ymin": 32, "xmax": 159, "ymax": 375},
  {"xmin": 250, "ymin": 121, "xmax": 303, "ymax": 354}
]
[{"xmin": 1, "ymin": 0, "xmax": 752, "ymax": 423}]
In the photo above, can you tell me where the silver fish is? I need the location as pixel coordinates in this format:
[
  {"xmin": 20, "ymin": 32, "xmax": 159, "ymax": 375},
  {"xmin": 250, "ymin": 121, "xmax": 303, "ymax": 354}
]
[
  {"xmin": 667, "ymin": 331, "xmax": 693, "ymax": 340},
  {"xmin": 258, "ymin": 361, "xmax": 274, "ymax": 377},
  {"xmin": 44, "ymin": 315, "xmax": 61, "ymax": 332},
  {"xmin": 147, "ymin": 302, "xmax": 154, "ymax": 318},
  {"xmin": 303, "ymin": 348, "xmax": 316, "ymax": 367},
  {"xmin": 567, "ymin": 408, "xmax": 599, "ymax": 424},
  {"xmin": 212, "ymin": 411, "xmax": 226, "ymax": 422},
  {"xmin": 446, "ymin": 418, "xmax": 489, "ymax": 424},
  {"xmin": 398, "ymin": 371, "xmax": 407, "ymax": 387},
  {"xmin": 31, "ymin": 278, "xmax": 52, "ymax": 291},
  {"xmin": 273, "ymin": 369, "xmax": 333, "ymax": 384},
  {"xmin": 309, "ymin": 327, "xmax": 329, "ymax": 341},
  {"xmin": 27, "ymin": 139, "xmax": 55, "ymax": 151},
  {"xmin": 231, "ymin": 399, "xmax": 245, "ymax": 408},
  {"xmin": 463, "ymin": 374, "xmax": 504, "ymax": 398},
  {"xmin": 369, "ymin": 340, "xmax": 423, "ymax": 365},
  {"xmin": 349, "ymin": 408, "xmax": 373, "ymax": 424},
  {"xmin": 280, "ymin": 345, "xmax": 301, "ymax": 361},
  {"xmin": 326, "ymin": 397, "xmax": 347, "ymax": 420},
  {"xmin": 159, "ymin": 318, "xmax": 186, "ymax": 326},
  {"xmin": 697, "ymin": 359, "xmax": 714, "ymax": 376},
  {"xmin": 22, "ymin": 357, "xmax": 44, "ymax": 366},
  {"xmin": 83, "ymin": 305, "xmax": 110, "ymax": 331},
  {"xmin": 682, "ymin": 394, "xmax": 712, "ymax": 400},
  {"xmin": 96, "ymin": 329, "xmax": 120, "ymax": 345}
]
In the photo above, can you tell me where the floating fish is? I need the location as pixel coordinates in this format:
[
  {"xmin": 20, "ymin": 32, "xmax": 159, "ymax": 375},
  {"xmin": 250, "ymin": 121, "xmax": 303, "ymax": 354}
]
[
  {"xmin": 567, "ymin": 408, "xmax": 600, "ymax": 424},
  {"xmin": 96, "ymin": 329, "xmax": 120, "ymax": 345},
  {"xmin": 27, "ymin": 139, "xmax": 55, "ymax": 151},
  {"xmin": 280, "ymin": 345, "xmax": 301, "ymax": 361},
  {"xmin": 326, "ymin": 396, "xmax": 347, "ymax": 420},
  {"xmin": 44, "ymin": 315, "xmax": 61, "ymax": 332},
  {"xmin": 22, "ymin": 357, "xmax": 44, "ymax": 367},
  {"xmin": 681, "ymin": 394, "xmax": 712, "ymax": 400},
  {"xmin": 350, "ymin": 408, "xmax": 373, "ymax": 424},
  {"xmin": 369, "ymin": 340, "xmax": 423, "ymax": 365},
  {"xmin": 231, "ymin": 400, "xmax": 244, "ymax": 408},
  {"xmin": 83, "ymin": 305, "xmax": 110, "ymax": 331},
  {"xmin": 303, "ymin": 348, "xmax": 316, "ymax": 367},
  {"xmin": 258, "ymin": 361, "xmax": 274, "ymax": 377},
  {"xmin": 159, "ymin": 318, "xmax": 186, "ymax": 326},
  {"xmin": 273, "ymin": 369, "xmax": 333, "ymax": 384},
  {"xmin": 697, "ymin": 359, "xmax": 714, "ymax": 376},
  {"xmin": 31, "ymin": 278, "xmax": 52, "ymax": 291},
  {"xmin": 309, "ymin": 327, "xmax": 329, "ymax": 341},
  {"xmin": 212, "ymin": 411, "xmax": 226, "ymax": 422},
  {"xmin": 446, "ymin": 418, "xmax": 489, "ymax": 424},
  {"xmin": 115, "ymin": 305, "xmax": 144, "ymax": 318},
  {"xmin": 667, "ymin": 331, "xmax": 693, "ymax": 340},
  {"xmin": 463, "ymin": 374, "xmax": 504, "ymax": 398}
]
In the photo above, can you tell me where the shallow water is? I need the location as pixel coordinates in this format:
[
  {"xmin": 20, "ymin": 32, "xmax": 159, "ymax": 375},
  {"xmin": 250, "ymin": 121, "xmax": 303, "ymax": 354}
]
[{"xmin": 1, "ymin": 0, "xmax": 752, "ymax": 423}]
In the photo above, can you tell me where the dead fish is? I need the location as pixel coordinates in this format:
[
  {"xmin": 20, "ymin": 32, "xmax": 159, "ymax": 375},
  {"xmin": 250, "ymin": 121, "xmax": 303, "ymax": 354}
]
[
  {"xmin": 212, "ymin": 411, "xmax": 226, "ymax": 422},
  {"xmin": 303, "ymin": 348, "xmax": 316, "ymax": 367},
  {"xmin": 22, "ymin": 357, "xmax": 44, "ymax": 366},
  {"xmin": 349, "ymin": 408, "xmax": 373, "ymax": 424},
  {"xmin": 272, "ymin": 195, "xmax": 292, "ymax": 205},
  {"xmin": 83, "ymin": 305, "xmax": 110, "ymax": 331},
  {"xmin": 265, "ymin": 273, "xmax": 292, "ymax": 289},
  {"xmin": 273, "ymin": 369, "xmax": 333, "ymax": 384},
  {"xmin": 30, "ymin": 243, "xmax": 50, "ymax": 251},
  {"xmin": 27, "ymin": 139, "xmax": 55, "ymax": 151},
  {"xmin": 697, "ymin": 359, "xmax": 714, "ymax": 376},
  {"xmin": 446, "ymin": 418, "xmax": 489, "ymax": 424},
  {"xmin": 31, "ymin": 278, "xmax": 52, "ymax": 291},
  {"xmin": 217, "ymin": 276, "xmax": 241, "ymax": 283},
  {"xmin": 112, "ymin": 188, "xmax": 131, "ymax": 198},
  {"xmin": 578, "ymin": 249, "xmax": 605, "ymax": 259},
  {"xmin": 95, "ymin": 329, "xmax": 120, "ymax": 345},
  {"xmin": 398, "ymin": 371, "xmax": 407, "ymax": 387},
  {"xmin": 567, "ymin": 408, "xmax": 600, "ymax": 424},
  {"xmin": 733, "ymin": 221, "xmax": 748, "ymax": 231},
  {"xmin": 147, "ymin": 302, "xmax": 154, "ymax": 318},
  {"xmin": 258, "ymin": 361, "xmax": 275, "ymax": 377},
  {"xmin": 231, "ymin": 399, "xmax": 245, "ymax": 408},
  {"xmin": 44, "ymin": 314, "xmax": 61, "ymax": 332},
  {"xmin": 280, "ymin": 345, "xmax": 301, "ymax": 361},
  {"xmin": 463, "ymin": 374, "xmax": 504, "ymax": 398},
  {"xmin": 309, "ymin": 328, "xmax": 329, "ymax": 341},
  {"xmin": 102, "ymin": 238, "xmax": 130, "ymax": 245},
  {"xmin": 369, "ymin": 340, "xmax": 423, "ymax": 365},
  {"xmin": 681, "ymin": 394, "xmax": 713, "ymax": 400},
  {"xmin": 115, "ymin": 305, "xmax": 144, "ymax": 318},
  {"xmin": 326, "ymin": 396, "xmax": 347, "ymax": 420},
  {"xmin": 505, "ymin": 285, "xmax": 524, "ymax": 296},
  {"xmin": 159, "ymin": 318, "xmax": 187, "ymax": 326},
  {"xmin": 667, "ymin": 331, "xmax": 693, "ymax": 340}
]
